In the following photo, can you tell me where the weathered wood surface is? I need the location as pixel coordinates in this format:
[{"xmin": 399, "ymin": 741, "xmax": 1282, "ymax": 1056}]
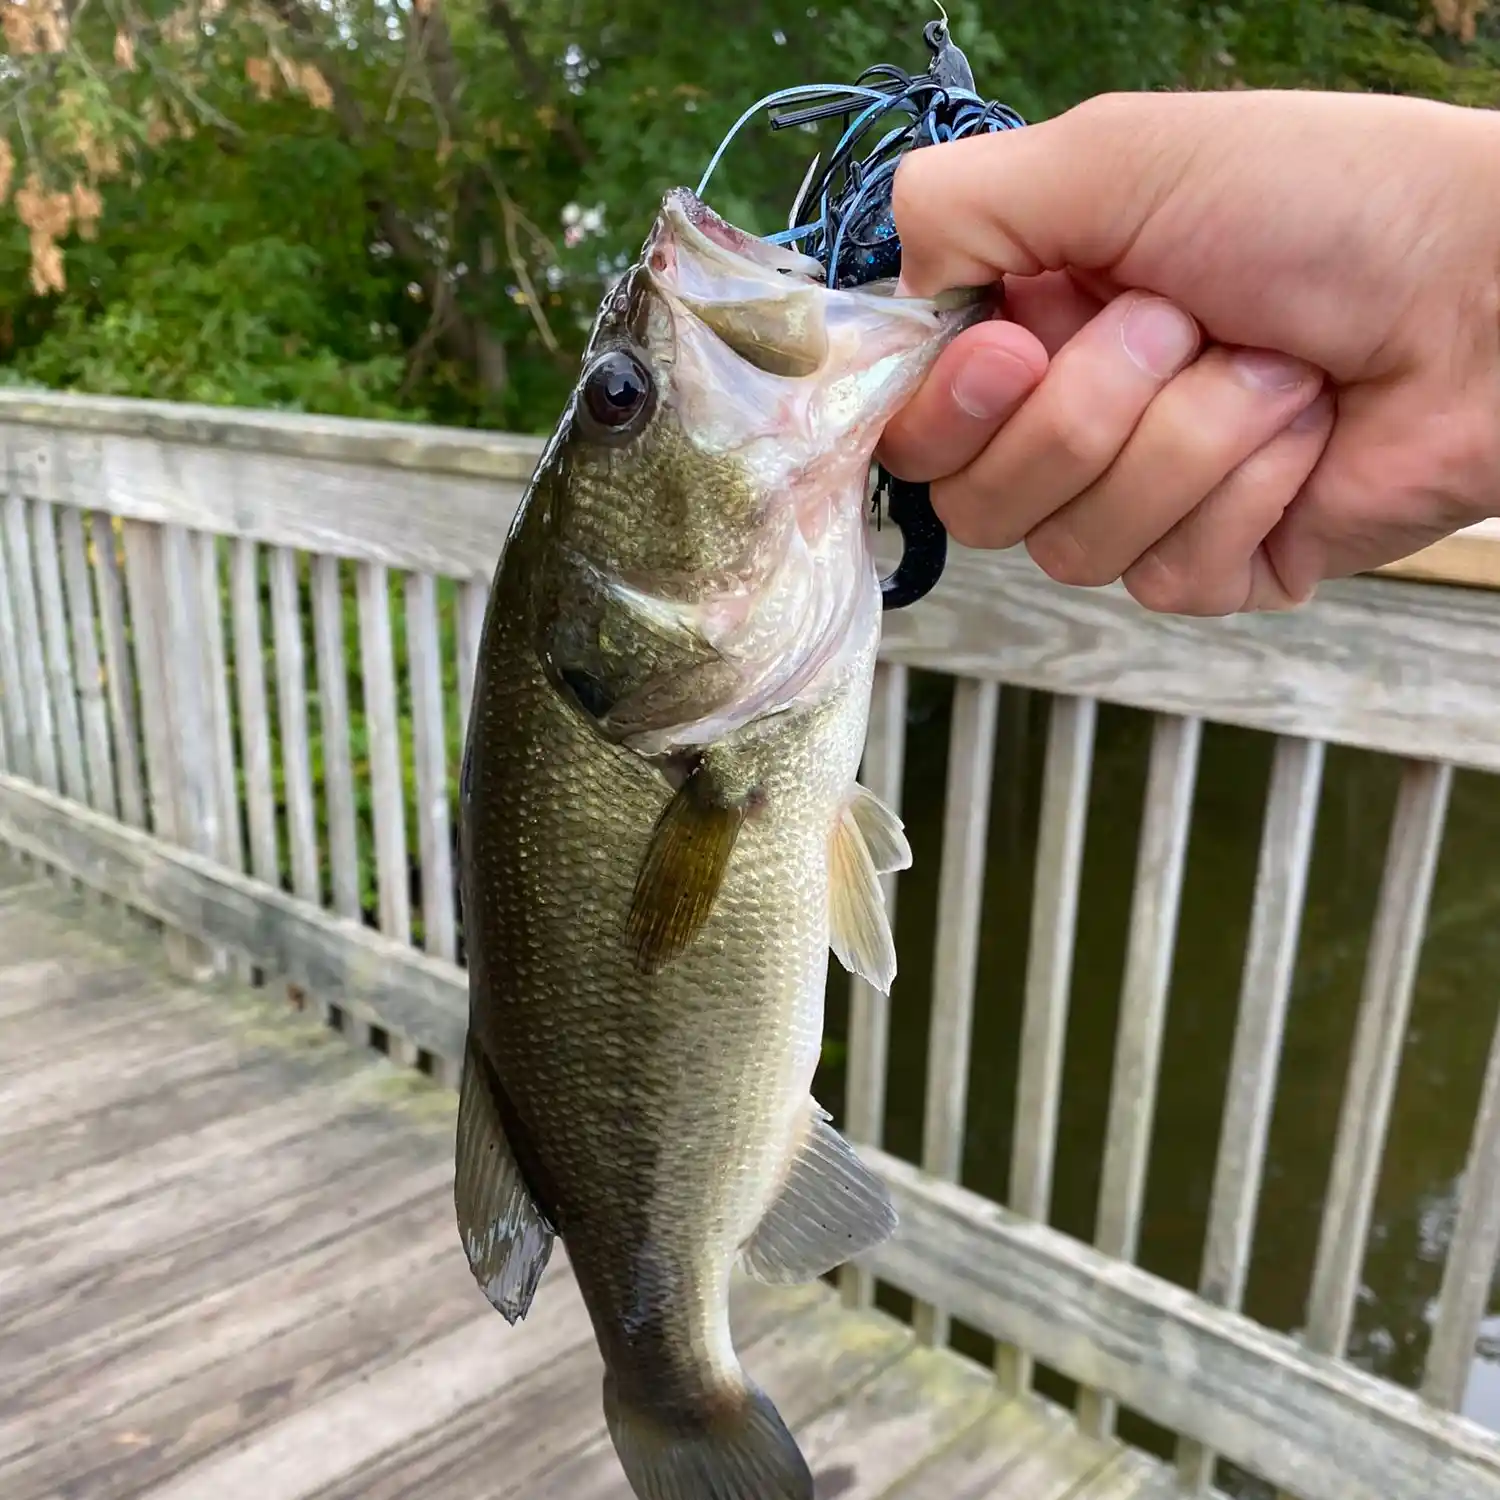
[
  {"xmin": 867, "ymin": 1147, "xmax": 1500, "ymax": 1500},
  {"xmin": 6, "ymin": 397, "xmax": 1500, "ymax": 773},
  {"xmin": 0, "ymin": 871, "xmax": 1173, "ymax": 1500},
  {"xmin": 1376, "ymin": 517, "xmax": 1500, "ymax": 591}
]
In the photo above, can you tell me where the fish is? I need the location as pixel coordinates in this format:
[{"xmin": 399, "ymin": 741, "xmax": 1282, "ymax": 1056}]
[{"xmin": 454, "ymin": 185, "xmax": 980, "ymax": 1500}]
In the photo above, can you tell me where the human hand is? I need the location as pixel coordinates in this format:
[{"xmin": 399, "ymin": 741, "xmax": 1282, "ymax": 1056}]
[{"xmin": 879, "ymin": 89, "xmax": 1500, "ymax": 614}]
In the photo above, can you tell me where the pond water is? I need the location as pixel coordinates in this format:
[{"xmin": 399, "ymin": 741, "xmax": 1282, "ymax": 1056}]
[{"xmin": 817, "ymin": 670, "xmax": 1500, "ymax": 1491}]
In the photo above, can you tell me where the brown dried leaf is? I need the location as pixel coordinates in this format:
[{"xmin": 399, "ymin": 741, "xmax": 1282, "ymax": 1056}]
[
  {"xmin": 72, "ymin": 182, "xmax": 102, "ymax": 239},
  {"xmin": 30, "ymin": 235, "xmax": 65, "ymax": 296},
  {"xmin": 299, "ymin": 63, "xmax": 333, "ymax": 111},
  {"xmin": 245, "ymin": 55, "xmax": 276, "ymax": 100},
  {"xmin": 1432, "ymin": 0, "xmax": 1488, "ymax": 41},
  {"xmin": 14, "ymin": 173, "xmax": 43, "ymax": 232},
  {"xmin": 114, "ymin": 27, "xmax": 137, "ymax": 69}
]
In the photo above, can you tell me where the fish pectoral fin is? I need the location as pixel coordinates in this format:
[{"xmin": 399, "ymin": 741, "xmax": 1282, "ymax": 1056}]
[
  {"xmin": 847, "ymin": 783, "xmax": 912, "ymax": 875},
  {"xmin": 827, "ymin": 797, "xmax": 898, "ymax": 993},
  {"xmin": 603, "ymin": 1370, "xmax": 813, "ymax": 1500},
  {"xmin": 738, "ymin": 1101, "xmax": 898, "ymax": 1285},
  {"xmin": 627, "ymin": 758, "xmax": 755, "ymax": 975},
  {"xmin": 454, "ymin": 1037, "xmax": 556, "ymax": 1324}
]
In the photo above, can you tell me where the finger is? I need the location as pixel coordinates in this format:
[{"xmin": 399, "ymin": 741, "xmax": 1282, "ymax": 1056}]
[
  {"xmin": 1120, "ymin": 390, "xmax": 1335, "ymax": 615},
  {"xmin": 1026, "ymin": 346, "xmax": 1326, "ymax": 588},
  {"xmin": 878, "ymin": 318, "xmax": 1048, "ymax": 483},
  {"xmin": 890, "ymin": 96, "xmax": 1187, "ymax": 295},
  {"xmin": 1002, "ymin": 270, "xmax": 1107, "ymax": 355},
  {"xmin": 929, "ymin": 290, "xmax": 1202, "ymax": 550}
]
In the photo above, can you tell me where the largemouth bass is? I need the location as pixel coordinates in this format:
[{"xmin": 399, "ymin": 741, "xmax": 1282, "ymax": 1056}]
[{"xmin": 456, "ymin": 186, "xmax": 979, "ymax": 1500}]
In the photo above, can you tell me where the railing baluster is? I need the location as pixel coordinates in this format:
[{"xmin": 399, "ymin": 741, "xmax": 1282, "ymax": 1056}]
[
  {"xmin": 90, "ymin": 515, "xmax": 144, "ymax": 828},
  {"xmin": 406, "ymin": 570, "xmax": 455, "ymax": 969},
  {"xmin": 1423, "ymin": 1004, "xmax": 1500, "ymax": 1412},
  {"xmin": 120, "ymin": 522, "xmax": 175, "ymax": 842},
  {"xmin": 230, "ymin": 539, "xmax": 280, "ymax": 887},
  {"xmin": 162, "ymin": 523, "xmax": 227, "ymax": 974},
  {"xmin": 29, "ymin": 499, "xmax": 88, "ymax": 805},
  {"xmin": 456, "ymin": 575, "xmax": 488, "ymax": 735},
  {"xmin": 312, "ymin": 554, "xmax": 360, "ymax": 923},
  {"xmin": 840, "ymin": 659, "xmax": 909, "ymax": 1312},
  {"xmin": 1078, "ymin": 711, "xmax": 1203, "ymax": 1440},
  {"xmin": 59, "ymin": 509, "xmax": 117, "ymax": 817},
  {"xmin": 997, "ymin": 691, "xmax": 1097, "ymax": 1395},
  {"xmin": 195, "ymin": 531, "xmax": 244, "ymax": 876},
  {"xmin": 357, "ymin": 561, "xmax": 412, "ymax": 958},
  {"xmin": 4, "ymin": 488, "xmax": 58, "ymax": 793},
  {"xmin": 269, "ymin": 546, "xmax": 320, "ymax": 908},
  {"xmin": 1176, "ymin": 733, "xmax": 1325, "ymax": 1494},
  {"xmin": 0, "ymin": 493, "xmax": 33, "ymax": 782},
  {"xmin": 1304, "ymin": 760, "xmax": 1451, "ymax": 1362},
  {"xmin": 914, "ymin": 675, "xmax": 1000, "ymax": 1348}
]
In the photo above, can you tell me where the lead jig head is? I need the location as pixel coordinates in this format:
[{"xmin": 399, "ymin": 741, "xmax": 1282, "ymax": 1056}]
[{"xmin": 696, "ymin": 14, "xmax": 1026, "ymax": 612}]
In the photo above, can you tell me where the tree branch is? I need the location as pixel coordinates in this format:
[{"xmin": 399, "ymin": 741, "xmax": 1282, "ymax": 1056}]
[{"xmin": 484, "ymin": 0, "xmax": 592, "ymax": 167}]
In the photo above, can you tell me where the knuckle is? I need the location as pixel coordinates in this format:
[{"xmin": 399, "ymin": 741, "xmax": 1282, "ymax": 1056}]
[
  {"xmin": 1033, "ymin": 384, "xmax": 1117, "ymax": 473},
  {"xmin": 932, "ymin": 480, "xmax": 1017, "ymax": 551},
  {"xmin": 1124, "ymin": 552, "xmax": 1221, "ymax": 616},
  {"xmin": 1026, "ymin": 519, "xmax": 1119, "ymax": 589},
  {"xmin": 1429, "ymin": 402, "xmax": 1500, "ymax": 502}
]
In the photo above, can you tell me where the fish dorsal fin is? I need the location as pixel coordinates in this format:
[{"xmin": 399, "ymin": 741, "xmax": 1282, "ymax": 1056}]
[
  {"xmin": 827, "ymin": 793, "xmax": 898, "ymax": 993},
  {"xmin": 847, "ymin": 783, "xmax": 912, "ymax": 875},
  {"xmin": 739, "ymin": 1100, "xmax": 898, "ymax": 1284},
  {"xmin": 454, "ymin": 1038, "xmax": 556, "ymax": 1323}
]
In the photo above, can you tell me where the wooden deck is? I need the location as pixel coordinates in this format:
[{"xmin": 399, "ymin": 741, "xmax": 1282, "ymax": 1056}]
[{"xmin": 0, "ymin": 866, "xmax": 1164, "ymax": 1500}]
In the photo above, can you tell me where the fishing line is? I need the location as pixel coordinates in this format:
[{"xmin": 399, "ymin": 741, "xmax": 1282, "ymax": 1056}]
[{"xmin": 696, "ymin": 14, "xmax": 1029, "ymax": 610}]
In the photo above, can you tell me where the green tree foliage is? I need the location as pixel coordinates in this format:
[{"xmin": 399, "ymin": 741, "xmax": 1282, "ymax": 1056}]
[{"xmin": 0, "ymin": 0, "xmax": 1496, "ymax": 433}]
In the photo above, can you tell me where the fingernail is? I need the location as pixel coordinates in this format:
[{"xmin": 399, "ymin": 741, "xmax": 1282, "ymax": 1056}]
[
  {"xmin": 1120, "ymin": 297, "xmax": 1199, "ymax": 378},
  {"xmin": 951, "ymin": 347, "xmax": 1031, "ymax": 420},
  {"xmin": 1290, "ymin": 389, "xmax": 1334, "ymax": 430},
  {"xmin": 1233, "ymin": 348, "xmax": 1317, "ymax": 392}
]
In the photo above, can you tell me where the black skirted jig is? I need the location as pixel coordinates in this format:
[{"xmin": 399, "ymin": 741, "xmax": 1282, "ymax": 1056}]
[{"xmin": 696, "ymin": 12, "xmax": 1027, "ymax": 610}]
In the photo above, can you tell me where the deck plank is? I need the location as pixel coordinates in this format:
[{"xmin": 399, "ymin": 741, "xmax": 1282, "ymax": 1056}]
[
  {"xmin": 306, "ymin": 1277, "xmax": 827, "ymax": 1500},
  {"xmin": 0, "ymin": 878, "xmax": 1188, "ymax": 1500}
]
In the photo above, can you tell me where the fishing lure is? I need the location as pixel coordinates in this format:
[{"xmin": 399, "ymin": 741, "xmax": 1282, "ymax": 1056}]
[{"xmin": 697, "ymin": 14, "xmax": 1027, "ymax": 610}]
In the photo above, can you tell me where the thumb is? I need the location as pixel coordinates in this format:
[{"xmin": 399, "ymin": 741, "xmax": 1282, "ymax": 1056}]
[{"xmin": 890, "ymin": 93, "xmax": 1189, "ymax": 297}]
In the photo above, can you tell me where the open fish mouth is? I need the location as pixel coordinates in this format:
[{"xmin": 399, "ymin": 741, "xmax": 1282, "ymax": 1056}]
[
  {"xmin": 645, "ymin": 187, "xmax": 979, "ymax": 320},
  {"xmin": 637, "ymin": 186, "xmax": 982, "ymax": 385}
]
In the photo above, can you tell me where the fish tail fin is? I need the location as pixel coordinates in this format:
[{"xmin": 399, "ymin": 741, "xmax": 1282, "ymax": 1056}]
[{"xmin": 602, "ymin": 1369, "xmax": 813, "ymax": 1500}]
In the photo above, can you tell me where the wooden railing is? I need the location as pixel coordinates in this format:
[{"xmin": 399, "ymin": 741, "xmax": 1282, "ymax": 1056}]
[{"xmin": 0, "ymin": 389, "xmax": 1497, "ymax": 1500}]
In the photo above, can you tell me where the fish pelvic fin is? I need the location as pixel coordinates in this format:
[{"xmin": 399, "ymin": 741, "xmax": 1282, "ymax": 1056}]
[
  {"xmin": 627, "ymin": 758, "xmax": 756, "ymax": 975},
  {"xmin": 602, "ymin": 1369, "xmax": 813, "ymax": 1500},
  {"xmin": 454, "ymin": 1036, "xmax": 556, "ymax": 1323},
  {"xmin": 828, "ymin": 789, "xmax": 900, "ymax": 993},
  {"xmin": 739, "ymin": 1099, "xmax": 898, "ymax": 1285}
]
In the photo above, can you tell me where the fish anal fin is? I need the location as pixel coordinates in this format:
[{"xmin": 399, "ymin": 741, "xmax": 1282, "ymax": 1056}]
[
  {"xmin": 847, "ymin": 783, "xmax": 911, "ymax": 875},
  {"xmin": 604, "ymin": 1370, "xmax": 813, "ymax": 1500},
  {"xmin": 627, "ymin": 761, "xmax": 754, "ymax": 975},
  {"xmin": 739, "ymin": 1101, "xmax": 898, "ymax": 1285},
  {"xmin": 828, "ymin": 800, "xmax": 897, "ymax": 993},
  {"xmin": 454, "ymin": 1037, "xmax": 556, "ymax": 1323}
]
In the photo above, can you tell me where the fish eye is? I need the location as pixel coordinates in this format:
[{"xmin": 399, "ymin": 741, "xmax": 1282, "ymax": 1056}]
[{"xmin": 580, "ymin": 349, "xmax": 654, "ymax": 437}]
